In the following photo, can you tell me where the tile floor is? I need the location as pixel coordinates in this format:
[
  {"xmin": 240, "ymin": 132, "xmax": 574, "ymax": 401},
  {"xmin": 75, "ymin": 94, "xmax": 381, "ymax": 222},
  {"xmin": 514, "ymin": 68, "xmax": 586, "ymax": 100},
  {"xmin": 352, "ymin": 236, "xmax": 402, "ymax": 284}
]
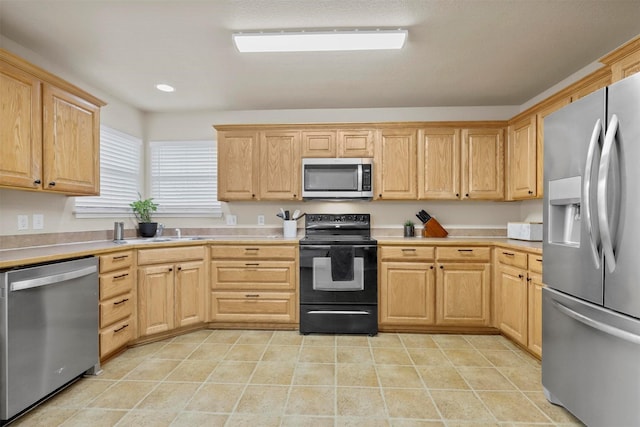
[{"xmin": 12, "ymin": 330, "xmax": 583, "ymax": 427}]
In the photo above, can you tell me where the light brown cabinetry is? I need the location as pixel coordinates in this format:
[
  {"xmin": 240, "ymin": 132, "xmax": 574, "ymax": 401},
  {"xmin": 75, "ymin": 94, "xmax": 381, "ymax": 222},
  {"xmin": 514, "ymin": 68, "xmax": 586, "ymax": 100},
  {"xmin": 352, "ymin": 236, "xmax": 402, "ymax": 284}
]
[
  {"xmin": 418, "ymin": 128, "xmax": 460, "ymax": 199},
  {"xmin": 137, "ymin": 246, "xmax": 206, "ymax": 337},
  {"xmin": 210, "ymin": 244, "xmax": 298, "ymax": 325},
  {"xmin": 300, "ymin": 128, "xmax": 374, "ymax": 158},
  {"xmin": 259, "ymin": 131, "xmax": 301, "ymax": 199},
  {"xmin": 601, "ymin": 36, "xmax": 640, "ymax": 83},
  {"xmin": 0, "ymin": 49, "xmax": 104, "ymax": 195},
  {"xmin": 461, "ymin": 128, "xmax": 504, "ymax": 200},
  {"xmin": 217, "ymin": 131, "xmax": 259, "ymax": 200},
  {"xmin": 507, "ymin": 115, "xmax": 537, "ymax": 200},
  {"xmin": 98, "ymin": 251, "xmax": 135, "ymax": 360},
  {"xmin": 527, "ymin": 254, "xmax": 543, "ymax": 357},
  {"xmin": 375, "ymin": 128, "xmax": 417, "ymax": 199}
]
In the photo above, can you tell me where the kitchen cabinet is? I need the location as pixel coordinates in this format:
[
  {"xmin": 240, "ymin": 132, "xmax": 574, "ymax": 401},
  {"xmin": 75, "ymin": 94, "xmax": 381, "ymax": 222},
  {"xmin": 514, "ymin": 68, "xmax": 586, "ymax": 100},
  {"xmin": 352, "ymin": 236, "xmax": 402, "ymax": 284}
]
[
  {"xmin": 137, "ymin": 246, "xmax": 206, "ymax": 337},
  {"xmin": 337, "ymin": 129, "xmax": 375, "ymax": 157},
  {"xmin": 301, "ymin": 130, "xmax": 337, "ymax": 157},
  {"xmin": 210, "ymin": 244, "xmax": 298, "ymax": 325},
  {"xmin": 259, "ymin": 131, "xmax": 301, "ymax": 199},
  {"xmin": 0, "ymin": 49, "xmax": 104, "ymax": 195},
  {"xmin": 98, "ymin": 250, "xmax": 135, "ymax": 360},
  {"xmin": 418, "ymin": 128, "xmax": 460, "ymax": 199},
  {"xmin": 506, "ymin": 115, "xmax": 537, "ymax": 200},
  {"xmin": 435, "ymin": 246, "xmax": 492, "ymax": 326},
  {"xmin": 601, "ymin": 37, "xmax": 640, "ymax": 83},
  {"xmin": 461, "ymin": 128, "xmax": 504, "ymax": 200},
  {"xmin": 217, "ymin": 131, "xmax": 259, "ymax": 200},
  {"xmin": 374, "ymin": 128, "xmax": 417, "ymax": 199},
  {"xmin": 527, "ymin": 253, "xmax": 544, "ymax": 357},
  {"xmin": 378, "ymin": 246, "xmax": 436, "ymax": 328}
]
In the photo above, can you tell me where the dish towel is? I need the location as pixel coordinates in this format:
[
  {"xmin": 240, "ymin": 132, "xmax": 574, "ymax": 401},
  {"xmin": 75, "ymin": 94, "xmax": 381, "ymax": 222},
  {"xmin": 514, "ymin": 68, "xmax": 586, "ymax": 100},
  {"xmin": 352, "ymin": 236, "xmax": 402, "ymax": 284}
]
[{"xmin": 330, "ymin": 246, "xmax": 355, "ymax": 281}]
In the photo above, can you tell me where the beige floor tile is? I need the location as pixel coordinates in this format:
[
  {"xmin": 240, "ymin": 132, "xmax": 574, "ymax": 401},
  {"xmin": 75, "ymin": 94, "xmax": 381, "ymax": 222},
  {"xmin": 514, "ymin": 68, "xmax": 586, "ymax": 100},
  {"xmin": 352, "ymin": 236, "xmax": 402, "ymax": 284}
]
[
  {"xmin": 465, "ymin": 335, "xmax": 512, "ymax": 350},
  {"xmin": 390, "ymin": 420, "xmax": 445, "ymax": 427},
  {"xmin": 337, "ymin": 334, "xmax": 370, "ymax": 347},
  {"xmin": 417, "ymin": 366, "xmax": 470, "ymax": 390},
  {"xmin": 151, "ymin": 342, "xmax": 199, "ymax": 359},
  {"xmin": 205, "ymin": 329, "xmax": 244, "ymax": 344},
  {"xmin": 165, "ymin": 359, "xmax": 218, "ymax": 382},
  {"xmin": 250, "ymin": 361, "xmax": 296, "ymax": 385},
  {"xmin": 337, "ymin": 346, "xmax": 374, "ymax": 364},
  {"xmin": 261, "ymin": 344, "xmax": 301, "ymax": 362},
  {"xmin": 271, "ymin": 330, "xmax": 304, "ymax": 345},
  {"xmin": 337, "ymin": 387, "xmax": 387, "ymax": 417},
  {"xmin": 337, "ymin": 363, "xmax": 379, "ymax": 387},
  {"xmin": 135, "ymin": 382, "xmax": 199, "ymax": 411},
  {"xmin": 170, "ymin": 329, "xmax": 214, "ymax": 343},
  {"xmin": 369, "ymin": 333, "xmax": 403, "ymax": 347},
  {"xmin": 372, "ymin": 347, "xmax": 412, "ymax": 365},
  {"xmin": 224, "ymin": 344, "xmax": 267, "ymax": 361},
  {"xmin": 87, "ymin": 380, "xmax": 156, "ymax": 410},
  {"xmin": 407, "ymin": 348, "xmax": 452, "ymax": 366},
  {"xmin": 119, "ymin": 341, "xmax": 167, "ymax": 359},
  {"xmin": 399, "ymin": 333, "xmax": 438, "ymax": 348},
  {"xmin": 47, "ymin": 378, "xmax": 115, "ymax": 408},
  {"xmin": 187, "ymin": 343, "xmax": 231, "ymax": 361},
  {"xmin": 477, "ymin": 391, "xmax": 550, "ymax": 422},
  {"xmin": 430, "ymin": 390, "xmax": 495, "ymax": 421},
  {"xmin": 479, "ymin": 349, "xmax": 533, "ymax": 367},
  {"xmin": 293, "ymin": 362, "xmax": 336, "ymax": 385},
  {"xmin": 431, "ymin": 335, "xmax": 473, "ymax": 349},
  {"xmin": 59, "ymin": 408, "xmax": 126, "ymax": 426},
  {"xmin": 96, "ymin": 357, "xmax": 144, "ymax": 380},
  {"xmin": 170, "ymin": 412, "xmax": 228, "ymax": 426},
  {"xmin": 281, "ymin": 415, "xmax": 335, "ymax": 426},
  {"xmin": 303, "ymin": 334, "xmax": 336, "ymax": 346},
  {"xmin": 497, "ymin": 366, "xmax": 543, "ymax": 391},
  {"xmin": 235, "ymin": 384, "xmax": 289, "ymax": 415},
  {"xmin": 457, "ymin": 367, "xmax": 516, "ymax": 391},
  {"xmin": 115, "ymin": 409, "xmax": 178, "ymax": 426},
  {"xmin": 236, "ymin": 330, "xmax": 274, "ymax": 344},
  {"xmin": 525, "ymin": 391, "xmax": 585, "ymax": 424},
  {"xmin": 185, "ymin": 383, "xmax": 245, "ymax": 412},
  {"xmin": 376, "ymin": 365, "xmax": 423, "ymax": 388},
  {"xmin": 11, "ymin": 407, "xmax": 77, "ymax": 426},
  {"xmin": 224, "ymin": 413, "xmax": 282, "ymax": 426},
  {"xmin": 383, "ymin": 388, "xmax": 440, "ymax": 419},
  {"xmin": 286, "ymin": 385, "xmax": 335, "ymax": 416},
  {"xmin": 208, "ymin": 361, "xmax": 256, "ymax": 383},
  {"xmin": 336, "ymin": 416, "xmax": 390, "ymax": 426},
  {"xmin": 123, "ymin": 358, "xmax": 180, "ymax": 381},
  {"xmin": 299, "ymin": 345, "xmax": 336, "ymax": 363},
  {"xmin": 442, "ymin": 349, "xmax": 492, "ymax": 367}
]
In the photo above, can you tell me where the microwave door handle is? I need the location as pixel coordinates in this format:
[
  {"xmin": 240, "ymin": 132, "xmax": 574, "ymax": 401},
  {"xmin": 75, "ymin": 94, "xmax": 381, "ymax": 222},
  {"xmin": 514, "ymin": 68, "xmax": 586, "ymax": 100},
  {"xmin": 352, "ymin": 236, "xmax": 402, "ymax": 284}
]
[{"xmin": 357, "ymin": 164, "xmax": 363, "ymax": 191}]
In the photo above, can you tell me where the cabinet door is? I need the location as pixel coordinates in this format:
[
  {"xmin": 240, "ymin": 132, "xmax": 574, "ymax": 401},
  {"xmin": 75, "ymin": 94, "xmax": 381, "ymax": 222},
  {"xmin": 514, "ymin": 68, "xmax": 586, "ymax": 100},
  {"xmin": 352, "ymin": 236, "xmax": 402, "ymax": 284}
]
[
  {"xmin": 375, "ymin": 129, "xmax": 417, "ymax": 200},
  {"xmin": 175, "ymin": 261, "xmax": 206, "ymax": 328},
  {"xmin": 379, "ymin": 262, "xmax": 436, "ymax": 327},
  {"xmin": 337, "ymin": 129, "xmax": 374, "ymax": 157},
  {"xmin": 528, "ymin": 272, "xmax": 543, "ymax": 357},
  {"xmin": 42, "ymin": 84, "xmax": 100, "ymax": 195},
  {"xmin": 0, "ymin": 61, "xmax": 42, "ymax": 189},
  {"xmin": 302, "ymin": 130, "xmax": 336, "ymax": 157},
  {"xmin": 496, "ymin": 264, "xmax": 528, "ymax": 346},
  {"xmin": 507, "ymin": 116, "xmax": 537, "ymax": 200},
  {"xmin": 138, "ymin": 264, "xmax": 175, "ymax": 336},
  {"xmin": 418, "ymin": 128, "xmax": 460, "ymax": 199},
  {"xmin": 259, "ymin": 131, "xmax": 301, "ymax": 200},
  {"xmin": 436, "ymin": 263, "xmax": 490, "ymax": 326},
  {"xmin": 461, "ymin": 128, "xmax": 504, "ymax": 200},
  {"xmin": 610, "ymin": 49, "xmax": 640, "ymax": 82},
  {"xmin": 535, "ymin": 97, "xmax": 570, "ymax": 197},
  {"xmin": 217, "ymin": 131, "xmax": 259, "ymax": 200}
]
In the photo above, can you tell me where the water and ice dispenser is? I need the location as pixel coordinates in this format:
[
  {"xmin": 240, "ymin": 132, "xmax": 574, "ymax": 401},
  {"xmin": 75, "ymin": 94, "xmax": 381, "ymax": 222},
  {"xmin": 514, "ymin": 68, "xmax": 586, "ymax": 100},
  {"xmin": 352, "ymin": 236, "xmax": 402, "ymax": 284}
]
[{"xmin": 548, "ymin": 176, "xmax": 582, "ymax": 246}]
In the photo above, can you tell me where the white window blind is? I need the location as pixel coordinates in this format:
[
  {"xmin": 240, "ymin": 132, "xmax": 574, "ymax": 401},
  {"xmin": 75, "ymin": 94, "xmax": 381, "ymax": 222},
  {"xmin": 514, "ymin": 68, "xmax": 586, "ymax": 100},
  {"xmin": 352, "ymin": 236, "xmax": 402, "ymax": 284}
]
[
  {"xmin": 75, "ymin": 126, "xmax": 142, "ymax": 217},
  {"xmin": 149, "ymin": 140, "xmax": 221, "ymax": 217}
]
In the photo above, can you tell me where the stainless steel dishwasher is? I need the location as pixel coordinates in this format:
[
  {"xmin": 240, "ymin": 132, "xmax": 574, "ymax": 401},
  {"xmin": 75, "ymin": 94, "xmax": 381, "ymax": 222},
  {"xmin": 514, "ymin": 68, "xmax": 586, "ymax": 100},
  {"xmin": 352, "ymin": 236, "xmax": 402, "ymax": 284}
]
[{"xmin": 0, "ymin": 256, "xmax": 100, "ymax": 423}]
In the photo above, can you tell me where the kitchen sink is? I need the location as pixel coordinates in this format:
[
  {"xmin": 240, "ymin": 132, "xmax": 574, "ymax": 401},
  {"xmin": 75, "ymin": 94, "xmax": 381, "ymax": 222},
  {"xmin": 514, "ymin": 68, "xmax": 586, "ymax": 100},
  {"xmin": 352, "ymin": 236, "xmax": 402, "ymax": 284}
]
[{"xmin": 115, "ymin": 236, "xmax": 207, "ymax": 244}]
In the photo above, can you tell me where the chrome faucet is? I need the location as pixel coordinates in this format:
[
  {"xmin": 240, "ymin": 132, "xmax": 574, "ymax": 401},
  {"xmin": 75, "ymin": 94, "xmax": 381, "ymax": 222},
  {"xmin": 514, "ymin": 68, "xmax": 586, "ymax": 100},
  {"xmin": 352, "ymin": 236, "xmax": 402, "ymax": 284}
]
[
  {"xmin": 156, "ymin": 223, "xmax": 164, "ymax": 237},
  {"xmin": 175, "ymin": 228, "xmax": 181, "ymax": 239}
]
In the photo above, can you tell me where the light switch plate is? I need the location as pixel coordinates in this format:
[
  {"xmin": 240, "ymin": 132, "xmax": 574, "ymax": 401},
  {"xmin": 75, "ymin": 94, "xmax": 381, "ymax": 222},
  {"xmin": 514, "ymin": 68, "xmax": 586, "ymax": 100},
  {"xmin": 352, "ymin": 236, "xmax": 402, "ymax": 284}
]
[
  {"xmin": 226, "ymin": 214, "xmax": 237, "ymax": 226},
  {"xmin": 33, "ymin": 214, "xmax": 44, "ymax": 230},
  {"xmin": 17, "ymin": 215, "xmax": 28, "ymax": 230}
]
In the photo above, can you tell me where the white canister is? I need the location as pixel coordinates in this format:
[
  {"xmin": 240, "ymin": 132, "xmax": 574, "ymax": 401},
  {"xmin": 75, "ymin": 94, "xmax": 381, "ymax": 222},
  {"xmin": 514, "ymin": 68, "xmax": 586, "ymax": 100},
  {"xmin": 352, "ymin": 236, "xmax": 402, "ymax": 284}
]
[{"xmin": 283, "ymin": 220, "xmax": 297, "ymax": 238}]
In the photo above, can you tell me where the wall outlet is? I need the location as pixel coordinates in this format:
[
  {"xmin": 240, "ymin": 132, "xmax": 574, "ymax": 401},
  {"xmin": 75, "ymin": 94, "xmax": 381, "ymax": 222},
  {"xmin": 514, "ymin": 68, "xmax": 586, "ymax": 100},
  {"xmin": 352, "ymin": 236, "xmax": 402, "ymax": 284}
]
[
  {"xmin": 17, "ymin": 215, "xmax": 29, "ymax": 230},
  {"xmin": 257, "ymin": 215, "xmax": 265, "ymax": 226},
  {"xmin": 226, "ymin": 214, "xmax": 237, "ymax": 226},
  {"xmin": 33, "ymin": 214, "xmax": 44, "ymax": 230}
]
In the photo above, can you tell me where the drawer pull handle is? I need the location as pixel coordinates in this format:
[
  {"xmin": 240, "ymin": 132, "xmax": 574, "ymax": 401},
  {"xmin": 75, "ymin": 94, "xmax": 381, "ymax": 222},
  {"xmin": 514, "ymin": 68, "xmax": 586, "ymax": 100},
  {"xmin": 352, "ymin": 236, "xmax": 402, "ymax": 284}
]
[
  {"xmin": 113, "ymin": 273, "xmax": 129, "ymax": 280},
  {"xmin": 457, "ymin": 249, "xmax": 473, "ymax": 252},
  {"xmin": 536, "ymin": 258, "xmax": 542, "ymax": 262},
  {"xmin": 245, "ymin": 294, "xmax": 260, "ymax": 298},
  {"xmin": 245, "ymin": 263, "xmax": 260, "ymax": 266},
  {"xmin": 401, "ymin": 248, "xmax": 416, "ymax": 252},
  {"xmin": 502, "ymin": 252, "xmax": 515, "ymax": 256},
  {"xmin": 113, "ymin": 255, "xmax": 129, "ymax": 260},
  {"xmin": 114, "ymin": 298, "xmax": 129, "ymax": 305},
  {"xmin": 114, "ymin": 324, "xmax": 129, "ymax": 333},
  {"xmin": 245, "ymin": 248, "xmax": 260, "ymax": 251}
]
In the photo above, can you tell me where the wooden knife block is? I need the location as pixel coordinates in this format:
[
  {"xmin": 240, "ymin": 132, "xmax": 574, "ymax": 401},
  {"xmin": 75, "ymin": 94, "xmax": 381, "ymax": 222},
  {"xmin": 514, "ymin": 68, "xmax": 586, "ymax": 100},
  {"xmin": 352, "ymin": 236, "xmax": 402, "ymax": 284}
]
[{"xmin": 422, "ymin": 217, "xmax": 448, "ymax": 238}]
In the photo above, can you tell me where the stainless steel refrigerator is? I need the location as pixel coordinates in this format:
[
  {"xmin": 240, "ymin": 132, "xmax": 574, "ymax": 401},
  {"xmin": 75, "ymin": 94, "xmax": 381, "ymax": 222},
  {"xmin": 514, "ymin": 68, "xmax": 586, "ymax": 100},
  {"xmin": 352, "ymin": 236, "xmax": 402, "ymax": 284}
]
[{"xmin": 543, "ymin": 71, "xmax": 640, "ymax": 426}]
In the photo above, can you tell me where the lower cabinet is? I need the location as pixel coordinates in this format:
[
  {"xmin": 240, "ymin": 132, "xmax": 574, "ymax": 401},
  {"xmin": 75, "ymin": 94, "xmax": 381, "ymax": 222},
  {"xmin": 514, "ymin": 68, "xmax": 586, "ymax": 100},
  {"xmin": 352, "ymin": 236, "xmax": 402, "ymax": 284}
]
[
  {"xmin": 436, "ymin": 262, "xmax": 491, "ymax": 326},
  {"xmin": 379, "ymin": 261, "xmax": 436, "ymax": 326}
]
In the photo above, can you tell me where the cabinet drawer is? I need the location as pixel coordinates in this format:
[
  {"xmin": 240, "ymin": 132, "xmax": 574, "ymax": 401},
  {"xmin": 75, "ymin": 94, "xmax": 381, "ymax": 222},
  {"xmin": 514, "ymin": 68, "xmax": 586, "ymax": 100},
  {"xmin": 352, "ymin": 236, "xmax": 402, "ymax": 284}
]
[
  {"xmin": 210, "ymin": 291, "xmax": 296, "ymax": 323},
  {"xmin": 528, "ymin": 253, "xmax": 543, "ymax": 274},
  {"xmin": 498, "ymin": 250, "xmax": 528, "ymax": 269},
  {"xmin": 379, "ymin": 246, "xmax": 435, "ymax": 261},
  {"xmin": 211, "ymin": 245, "xmax": 297, "ymax": 260},
  {"xmin": 137, "ymin": 245, "xmax": 205, "ymax": 265},
  {"xmin": 99, "ymin": 251, "xmax": 133, "ymax": 273},
  {"xmin": 100, "ymin": 292, "xmax": 134, "ymax": 328},
  {"xmin": 211, "ymin": 261, "xmax": 295, "ymax": 291},
  {"xmin": 100, "ymin": 269, "xmax": 134, "ymax": 300},
  {"xmin": 99, "ymin": 317, "xmax": 133, "ymax": 358},
  {"xmin": 436, "ymin": 246, "xmax": 491, "ymax": 262}
]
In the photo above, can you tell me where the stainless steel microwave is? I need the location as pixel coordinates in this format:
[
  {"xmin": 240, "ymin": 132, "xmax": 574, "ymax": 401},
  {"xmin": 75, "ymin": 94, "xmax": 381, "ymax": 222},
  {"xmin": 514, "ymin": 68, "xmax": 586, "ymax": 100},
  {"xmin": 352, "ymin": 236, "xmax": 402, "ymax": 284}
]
[{"xmin": 302, "ymin": 158, "xmax": 373, "ymax": 200}]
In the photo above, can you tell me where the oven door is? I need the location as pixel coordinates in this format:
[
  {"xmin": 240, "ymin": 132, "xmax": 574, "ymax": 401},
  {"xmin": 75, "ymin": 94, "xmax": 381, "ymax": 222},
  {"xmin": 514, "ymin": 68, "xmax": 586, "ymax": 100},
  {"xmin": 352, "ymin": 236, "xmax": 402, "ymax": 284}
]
[{"xmin": 300, "ymin": 244, "xmax": 377, "ymax": 304}]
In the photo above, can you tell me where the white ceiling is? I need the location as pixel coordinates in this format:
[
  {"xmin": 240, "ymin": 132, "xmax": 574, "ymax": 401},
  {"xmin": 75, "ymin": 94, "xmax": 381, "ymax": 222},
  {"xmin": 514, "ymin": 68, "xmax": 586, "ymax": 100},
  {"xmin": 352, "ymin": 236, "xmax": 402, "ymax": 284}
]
[{"xmin": 1, "ymin": 0, "xmax": 639, "ymax": 113}]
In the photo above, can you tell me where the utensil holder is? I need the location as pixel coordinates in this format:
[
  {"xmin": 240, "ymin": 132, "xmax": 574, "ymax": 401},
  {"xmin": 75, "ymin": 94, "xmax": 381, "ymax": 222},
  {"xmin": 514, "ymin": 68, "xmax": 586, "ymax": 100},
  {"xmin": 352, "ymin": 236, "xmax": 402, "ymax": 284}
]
[
  {"xmin": 283, "ymin": 220, "xmax": 297, "ymax": 238},
  {"xmin": 422, "ymin": 217, "xmax": 448, "ymax": 238}
]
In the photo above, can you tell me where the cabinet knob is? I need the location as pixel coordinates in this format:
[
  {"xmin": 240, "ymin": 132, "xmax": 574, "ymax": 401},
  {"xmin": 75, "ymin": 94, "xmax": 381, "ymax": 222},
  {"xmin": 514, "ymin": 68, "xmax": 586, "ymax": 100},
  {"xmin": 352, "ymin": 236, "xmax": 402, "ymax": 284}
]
[
  {"xmin": 527, "ymin": 277, "xmax": 532, "ymax": 282},
  {"xmin": 168, "ymin": 268, "xmax": 173, "ymax": 272},
  {"xmin": 456, "ymin": 193, "xmax": 459, "ymax": 198},
  {"xmin": 439, "ymin": 265, "xmax": 444, "ymax": 269},
  {"xmin": 48, "ymin": 181, "xmax": 56, "ymax": 187},
  {"xmin": 528, "ymin": 190, "xmax": 534, "ymax": 195},
  {"xmin": 177, "ymin": 266, "xmax": 182, "ymax": 271},
  {"xmin": 465, "ymin": 193, "xmax": 469, "ymax": 198},
  {"xmin": 518, "ymin": 274, "xmax": 524, "ymax": 279},
  {"xmin": 378, "ymin": 194, "xmax": 382, "ymax": 198},
  {"xmin": 430, "ymin": 265, "xmax": 434, "ymax": 269},
  {"xmin": 33, "ymin": 179, "xmax": 41, "ymax": 185},
  {"xmin": 293, "ymin": 194, "xmax": 297, "ymax": 198},
  {"xmin": 252, "ymin": 194, "xmax": 256, "ymax": 198}
]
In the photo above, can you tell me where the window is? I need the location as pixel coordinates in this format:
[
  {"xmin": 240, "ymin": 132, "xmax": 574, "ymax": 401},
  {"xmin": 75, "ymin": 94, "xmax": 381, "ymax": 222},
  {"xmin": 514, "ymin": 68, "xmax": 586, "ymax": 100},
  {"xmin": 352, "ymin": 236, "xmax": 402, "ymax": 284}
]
[
  {"xmin": 75, "ymin": 126, "xmax": 142, "ymax": 217},
  {"xmin": 149, "ymin": 140, "xmax": 221, "ymax": 217}
]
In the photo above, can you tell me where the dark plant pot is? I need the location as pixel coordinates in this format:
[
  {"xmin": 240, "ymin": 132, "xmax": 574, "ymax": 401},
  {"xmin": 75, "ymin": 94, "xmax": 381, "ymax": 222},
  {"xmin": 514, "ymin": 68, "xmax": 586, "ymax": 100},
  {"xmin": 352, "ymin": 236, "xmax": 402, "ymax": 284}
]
[
  {"xmin": 403, "ymin": 225, "xmax": 415, "ymax": 238},
  {"xmin": 138, "ymin": 222, "xmax": 158, "ymax": 238}
]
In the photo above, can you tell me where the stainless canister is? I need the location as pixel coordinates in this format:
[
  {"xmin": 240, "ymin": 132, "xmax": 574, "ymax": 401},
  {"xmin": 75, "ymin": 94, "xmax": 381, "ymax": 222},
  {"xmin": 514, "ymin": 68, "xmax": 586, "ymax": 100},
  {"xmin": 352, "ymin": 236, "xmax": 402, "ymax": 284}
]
[{"xmin": 113, "ymin": 221, "xmax": 124, "ymax": 241}]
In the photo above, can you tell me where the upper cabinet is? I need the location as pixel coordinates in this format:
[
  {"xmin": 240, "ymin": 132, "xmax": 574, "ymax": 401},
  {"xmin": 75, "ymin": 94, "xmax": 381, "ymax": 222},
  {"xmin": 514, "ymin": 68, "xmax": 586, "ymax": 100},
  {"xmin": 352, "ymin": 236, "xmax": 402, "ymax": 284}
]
[
  {"xmin": 506, "ymin": 115, "xmax": 537, "ymax": 200},
  {"xmin": 418, "ymin": 128, "xmax": 460, "ymax": 200},
  {"xmin": 374, "ymin": 128, "xmax": 417, "ymax": 200},
  {"xmin": 0, "ymin": 49, "xmax": 105, "ymax": 195},
  {"xmin": 217, "ymin": 131, "xmax": 259, "ymax": 200},
  {"xmin": 301, "ymin": 128, "xmax": 374, "ymax": 158},
  {"xmin": 461, "ymin": 127, "xmax": 504, "ymax": 200},
  {"xmin": 259, "ymin": 131, "xmax": 300, "ymax": 200},
  {"xmin": 601, "ymin": 35, "xmax": 640, "ymax": 83}
]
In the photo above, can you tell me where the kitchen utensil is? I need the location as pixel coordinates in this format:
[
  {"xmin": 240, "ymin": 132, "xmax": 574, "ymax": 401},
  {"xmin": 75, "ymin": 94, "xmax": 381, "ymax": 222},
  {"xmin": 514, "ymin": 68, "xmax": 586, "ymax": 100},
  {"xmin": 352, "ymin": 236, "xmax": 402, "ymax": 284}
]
[
  {"xmin": 113, "ymin": 221, "xmax": 124, "ymax": 241},
  {"xmin": 279, "ymin": 208, "xmax": 286, "ymax": 219},
  {"xmin": 292, "ymin": 209, "xmax": 301, "ymax": 220},
  {"xmin": 416, "ymin": 214, "xmax": 426, "ymax": 224},
  {"xmin": 276, "ymin": 212, "xmax": 284, "ymax": 219},
  {"xmin": 284, "ymin": 210, "xmax": 290, "ymax": 220}
]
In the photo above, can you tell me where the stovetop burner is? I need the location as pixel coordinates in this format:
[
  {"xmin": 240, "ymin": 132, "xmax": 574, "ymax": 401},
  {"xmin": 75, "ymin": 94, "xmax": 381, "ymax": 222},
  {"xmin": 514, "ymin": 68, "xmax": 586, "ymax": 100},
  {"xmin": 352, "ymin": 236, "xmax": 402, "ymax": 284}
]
[{"xmin": 301, "ymin": 213, "xmax": 375, "ymax": 245}]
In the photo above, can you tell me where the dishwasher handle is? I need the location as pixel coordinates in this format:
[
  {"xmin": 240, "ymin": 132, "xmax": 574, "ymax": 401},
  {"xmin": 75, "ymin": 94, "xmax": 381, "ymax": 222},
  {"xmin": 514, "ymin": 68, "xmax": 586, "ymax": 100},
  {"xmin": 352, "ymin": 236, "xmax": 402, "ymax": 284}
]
[{"xmin": 10, "ymin": 265, "xmax": 98, "ymax": 292}]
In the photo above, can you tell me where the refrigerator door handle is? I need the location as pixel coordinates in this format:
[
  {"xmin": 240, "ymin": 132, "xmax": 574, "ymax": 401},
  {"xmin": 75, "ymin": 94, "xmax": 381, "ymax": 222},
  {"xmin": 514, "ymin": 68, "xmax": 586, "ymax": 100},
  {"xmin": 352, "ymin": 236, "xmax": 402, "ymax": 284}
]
[
  {"xmin": 584, "ymin": 119, "xmax": 602, "ymax": 269},
  {"xmin": 552, "ymin": 299, "xmax": 640, "ymax": 345},
  {"xmin": 597, "ymin": 114, "xmax": 619, "ymax": 273}
]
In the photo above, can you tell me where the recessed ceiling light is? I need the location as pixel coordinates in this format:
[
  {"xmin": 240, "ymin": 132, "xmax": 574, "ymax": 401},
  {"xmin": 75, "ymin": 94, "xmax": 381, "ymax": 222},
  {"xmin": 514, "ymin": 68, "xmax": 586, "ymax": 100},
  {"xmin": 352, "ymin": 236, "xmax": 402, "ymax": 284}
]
[
  {"xmin": 156, "ymin": 83, "xmax": 175, "ymax": 92},
  {"xmin": 232, "ymin": 29, "xmax": 408, "ymax": 53}
]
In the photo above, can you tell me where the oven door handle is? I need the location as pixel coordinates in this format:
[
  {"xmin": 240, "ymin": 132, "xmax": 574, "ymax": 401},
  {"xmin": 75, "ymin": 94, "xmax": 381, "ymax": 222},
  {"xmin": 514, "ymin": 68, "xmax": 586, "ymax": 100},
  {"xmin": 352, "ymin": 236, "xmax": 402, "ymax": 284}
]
[
  {"xmin": 301, "ymin": 245, "xmax": 375, "ymax": 249},
  {"xmin": 307, "ymin": 310, "xmax": 371, "ymax": 315}
]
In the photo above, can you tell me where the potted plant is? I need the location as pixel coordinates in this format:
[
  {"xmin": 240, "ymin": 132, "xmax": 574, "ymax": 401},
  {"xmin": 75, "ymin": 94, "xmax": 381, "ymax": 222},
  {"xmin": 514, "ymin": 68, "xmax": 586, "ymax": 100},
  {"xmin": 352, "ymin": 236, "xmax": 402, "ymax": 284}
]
[
  {"xmin": 403, "ymin": 220, "xmax": 415, "ymax": 238},
  {"xmin": 130, "ymin": 194, "xmax": 159, "ymax": 237}
]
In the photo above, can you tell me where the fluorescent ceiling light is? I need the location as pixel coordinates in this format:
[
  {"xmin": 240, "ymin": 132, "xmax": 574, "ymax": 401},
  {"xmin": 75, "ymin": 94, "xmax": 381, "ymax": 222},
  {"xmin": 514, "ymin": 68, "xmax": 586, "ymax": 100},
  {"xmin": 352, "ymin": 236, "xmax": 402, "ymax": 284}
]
[
  {"xmin": 233, "ymin": 29, "xmax": 407, "ymax": 53},
  {"xmin": 156, "ymin": 83, "xmax": 175, "ymax": 92}
]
